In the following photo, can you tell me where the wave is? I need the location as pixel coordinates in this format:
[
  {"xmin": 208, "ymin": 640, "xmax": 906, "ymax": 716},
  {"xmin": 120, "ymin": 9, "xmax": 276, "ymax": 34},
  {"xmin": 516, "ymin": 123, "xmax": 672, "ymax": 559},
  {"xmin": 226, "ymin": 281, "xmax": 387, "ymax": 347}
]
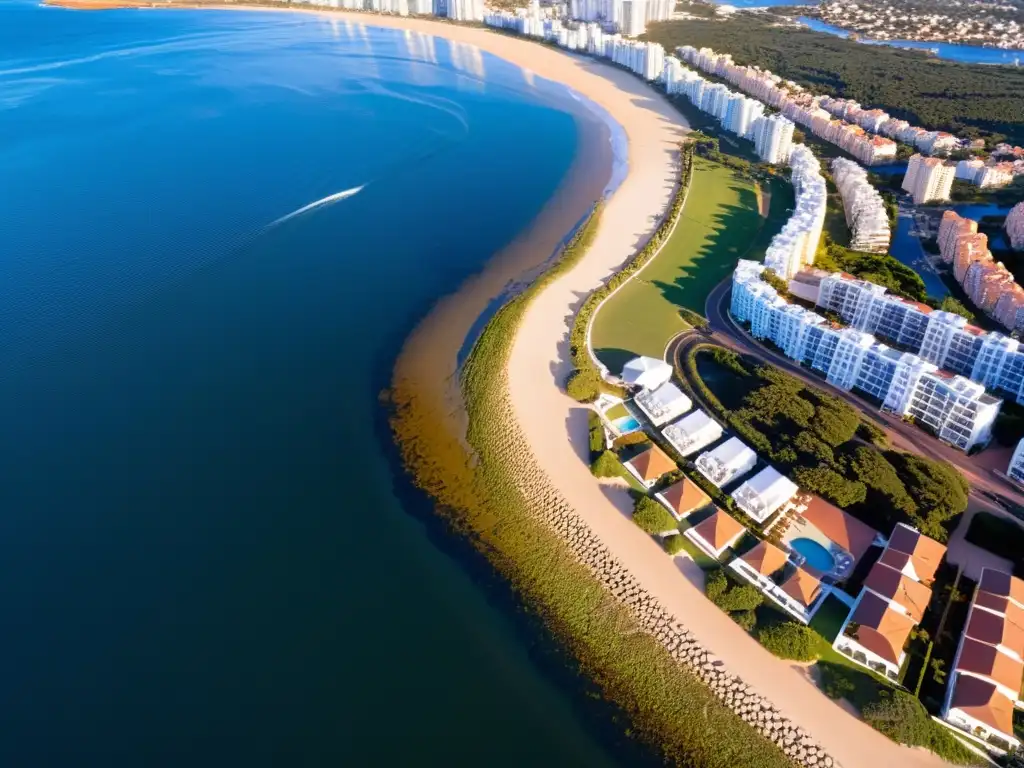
[{"xmin": 266, "ymin": 185, "xmax": 366, "ymax": 228}]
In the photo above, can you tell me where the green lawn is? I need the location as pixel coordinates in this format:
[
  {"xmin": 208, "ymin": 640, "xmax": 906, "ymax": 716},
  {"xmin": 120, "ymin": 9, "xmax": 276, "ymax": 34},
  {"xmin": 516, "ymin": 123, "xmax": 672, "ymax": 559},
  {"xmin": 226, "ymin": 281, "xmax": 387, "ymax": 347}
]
[{"xmin": 590, "ymin": 158, "xmax": 792, "ymax": 373}]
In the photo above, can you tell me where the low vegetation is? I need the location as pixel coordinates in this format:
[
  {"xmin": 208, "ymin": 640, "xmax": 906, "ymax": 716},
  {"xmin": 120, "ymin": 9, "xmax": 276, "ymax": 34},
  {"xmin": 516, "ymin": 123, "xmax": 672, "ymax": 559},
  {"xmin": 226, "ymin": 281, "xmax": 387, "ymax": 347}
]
[{"xmin": 686, "ymin": 346, "xmax": 969, "ymax": 541}]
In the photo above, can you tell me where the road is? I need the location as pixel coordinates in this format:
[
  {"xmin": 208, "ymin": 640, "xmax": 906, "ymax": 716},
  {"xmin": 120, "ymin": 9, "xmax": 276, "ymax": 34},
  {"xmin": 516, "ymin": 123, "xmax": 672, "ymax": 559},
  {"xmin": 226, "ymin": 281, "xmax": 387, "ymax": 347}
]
[{"xmin": 695, "ymin": 277, "xmax": 1024, "ymax": 510}]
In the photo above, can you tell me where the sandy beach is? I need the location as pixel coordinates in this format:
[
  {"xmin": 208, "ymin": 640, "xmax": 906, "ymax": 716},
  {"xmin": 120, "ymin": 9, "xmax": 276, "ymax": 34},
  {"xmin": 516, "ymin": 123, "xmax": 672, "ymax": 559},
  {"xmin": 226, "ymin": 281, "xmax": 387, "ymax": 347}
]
[{"xmin": 45, "ymin": 5, "xmax": 956, "ymax": 765}]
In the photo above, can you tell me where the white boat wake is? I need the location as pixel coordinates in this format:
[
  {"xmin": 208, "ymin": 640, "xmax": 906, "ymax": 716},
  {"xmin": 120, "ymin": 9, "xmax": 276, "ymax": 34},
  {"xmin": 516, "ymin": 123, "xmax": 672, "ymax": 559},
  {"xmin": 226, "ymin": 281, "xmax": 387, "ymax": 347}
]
[{"xmin": 266, "ymin": 185, "xmax": 366, "ymax": 228}]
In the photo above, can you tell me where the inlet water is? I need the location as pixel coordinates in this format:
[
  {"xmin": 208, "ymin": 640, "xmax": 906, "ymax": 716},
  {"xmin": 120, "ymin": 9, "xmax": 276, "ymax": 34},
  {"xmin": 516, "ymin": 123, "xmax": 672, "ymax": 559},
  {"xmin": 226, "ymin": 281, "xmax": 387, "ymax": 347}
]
[{"xmin": 0, "ymin": 3, "xmax": 627, "ymax": 766}]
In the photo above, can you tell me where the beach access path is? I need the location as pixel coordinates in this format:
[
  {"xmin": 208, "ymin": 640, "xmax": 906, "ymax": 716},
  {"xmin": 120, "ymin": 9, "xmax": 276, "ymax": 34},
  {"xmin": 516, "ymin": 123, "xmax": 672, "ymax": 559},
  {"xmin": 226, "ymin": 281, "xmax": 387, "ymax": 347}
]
[{"xmin": 104, "ymin": 7, "xmax": 953, "ymax": 765}]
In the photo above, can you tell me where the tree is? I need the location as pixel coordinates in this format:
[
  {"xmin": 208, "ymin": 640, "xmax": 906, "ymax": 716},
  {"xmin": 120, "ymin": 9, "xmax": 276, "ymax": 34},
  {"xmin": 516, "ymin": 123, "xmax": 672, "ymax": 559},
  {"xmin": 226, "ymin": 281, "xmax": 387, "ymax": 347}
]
[
  {"xmin": 847, "ymin": 446, "xmax": 916, "ymax": 517},
  {"xmin": 939, "ymin": 296, "xmax": 975, "ymax": 322},
  {"xmin": 856, "ymin": 420, "xmax": 889, "ymax": 448},
  {"xmin": 633, "ymin": 495, "xmax": 679, "ymax": 535},
  {"xmin": 588, "ymin": 410, "xmax": 606, "ymax": 460},
  {"xmin": 793, "ymin": 466, "xmax": 867, "ymax": 508},
  {"xmin": 743, "ymin": 384, "xmax": 814, "ymax": 429},
  {"xmin": 715, "ymin": 582, "xmax": 764, "ymax": 612},
  {"xmin": 890, "ymin": 453, "xmax": 969, "ymax": 541},
  {"xmin": 791, "ymin": 431, "xmax": 835, "ymax": 465},
  {"xmin": 566, "ymin": 368, "xmax": 601, "ymax": 403},
  {"xmin": 758, "ymin": 622, "xmax": 818, "ymax": 661},
  {"xmin": 811, "ymin": 400, "xmax": 860, "ymax": 447},
  {"xmin": 591, "ymin": 450, "xmax": 623, "ymax": 479}
]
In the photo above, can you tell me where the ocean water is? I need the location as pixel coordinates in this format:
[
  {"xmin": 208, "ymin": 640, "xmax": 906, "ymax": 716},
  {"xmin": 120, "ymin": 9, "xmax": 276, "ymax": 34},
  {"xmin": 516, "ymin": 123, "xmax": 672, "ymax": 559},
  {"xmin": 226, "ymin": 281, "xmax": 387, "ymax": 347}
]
[
  {"xmin": 797, "ymin": 16, "xmax": 1024, "ymax": 65},
  {"xmin": 0, "ymin": 3, "xmax": 626, "ymax": 766}
]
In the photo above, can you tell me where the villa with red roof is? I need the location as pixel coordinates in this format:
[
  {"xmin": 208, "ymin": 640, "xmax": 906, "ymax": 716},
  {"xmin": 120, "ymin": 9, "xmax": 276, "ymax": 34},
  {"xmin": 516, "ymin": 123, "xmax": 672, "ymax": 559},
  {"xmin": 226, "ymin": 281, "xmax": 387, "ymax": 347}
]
[
  {"xmin": 942, "ymin": 568, "xmax": 1024, "ymax": 753},
  {"xmin": 833, "ymin": 523, "xmax": 946, "ymax": 682}
]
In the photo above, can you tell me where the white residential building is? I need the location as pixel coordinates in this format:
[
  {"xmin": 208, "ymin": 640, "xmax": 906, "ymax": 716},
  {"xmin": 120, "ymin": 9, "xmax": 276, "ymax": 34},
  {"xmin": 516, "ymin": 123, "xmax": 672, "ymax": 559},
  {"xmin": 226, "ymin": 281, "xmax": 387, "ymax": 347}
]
[
  {"xmin": 750, "ymin": 113, "xmax": 795, "ymax": 165},
  {"xmin": 831, "ymin": 158, "xmax": 891, "ymax": 253},
  {"xmin": 620, "ymin": 0, "xmax": 646, "ymax": 36},
  {"xmin": 763, "ymin": 145, "xmax": 826, "ymax": 279},
  {"xmin": 695, "ymin": 437, "xmax": 757, "ymax": 489},
  {"xmin": 1008, "ymin": 439, "xmax": 1024, "ymax": 485},
  {"xmin": 723, "ymin": 94, "xmax": 764, "ymax": 139},
  {"xmin": 445, "ymin": 0, "xmax": 483, "ymax": 21},
  {"xmin": 900, "ymin": 372, "xmax": 1000, "ymax": 451},
  {"xmin": 732, "ymin": 264, "xmax": 1003, "ymax": 451},
  {"xmin": 816, "ymin": 273, "xmax": 886, "ymax": 326},
  {"xmin": 902, "ymin": 154, "xmax": 956, "ymax": 204},
  {"xmin": 730, "ymin": 465, "xmax": 798, "ymax": 524},
  {"xmin": 635, "ymin": 381, "xmax": 691, "ymax": 426},
  {"xmin": 825, "ymin": 328, "xmax": 875, "ymax": 390},
  {"xmin": 662, "ymin": 408, "xmax": 724, "ymax": 457}
]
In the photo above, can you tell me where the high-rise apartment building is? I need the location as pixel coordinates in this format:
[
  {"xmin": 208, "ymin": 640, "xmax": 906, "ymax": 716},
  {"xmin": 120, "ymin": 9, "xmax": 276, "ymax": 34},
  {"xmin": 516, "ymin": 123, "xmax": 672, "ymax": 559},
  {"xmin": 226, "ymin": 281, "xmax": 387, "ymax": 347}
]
[
  {"xmin": 902, "ymin": 154, "xmax": 956, "ymax": 204},
  {"xmin": 831, "ymin": 158, "xmax": 891, "ymax": 253},
  {"xmin": 750, "ymin": 113, "xmax": 795, "ymax": 165},
  {"xmin": 620, "ymin": 0, "xmax": 646, "ymax": 36}
]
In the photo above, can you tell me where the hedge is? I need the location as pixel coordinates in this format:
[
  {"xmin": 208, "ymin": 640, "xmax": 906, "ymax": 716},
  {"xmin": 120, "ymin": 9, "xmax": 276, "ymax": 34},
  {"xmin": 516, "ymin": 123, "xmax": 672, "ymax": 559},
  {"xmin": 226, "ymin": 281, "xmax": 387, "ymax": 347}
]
[{"xmin": 567, "ymin": 144, "xmax": 695, "ymax": 397}]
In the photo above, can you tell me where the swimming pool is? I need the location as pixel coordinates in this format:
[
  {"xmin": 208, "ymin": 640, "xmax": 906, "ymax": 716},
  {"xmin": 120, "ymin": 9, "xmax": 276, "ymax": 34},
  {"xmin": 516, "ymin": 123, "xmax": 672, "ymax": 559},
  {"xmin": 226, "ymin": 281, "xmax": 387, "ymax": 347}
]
[
  {"xmin": 790, "ymin": 538, "xmax": 836, "ymax": 573},
  {"xmin": 614, "ymin": 415, "xmax": 640, "ymax": 433}
]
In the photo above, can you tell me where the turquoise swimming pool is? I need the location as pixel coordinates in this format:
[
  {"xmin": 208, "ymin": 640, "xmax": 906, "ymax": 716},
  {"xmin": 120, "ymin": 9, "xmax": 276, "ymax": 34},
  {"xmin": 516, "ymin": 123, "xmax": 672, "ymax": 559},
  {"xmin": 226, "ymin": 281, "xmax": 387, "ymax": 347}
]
[
  {"xmin": 790, "ymin": 538, "xmax": 835, "ymax": 573},
  {"xmin": 614, "ymin": 415, "xmax": 640, "ymax": 433}
]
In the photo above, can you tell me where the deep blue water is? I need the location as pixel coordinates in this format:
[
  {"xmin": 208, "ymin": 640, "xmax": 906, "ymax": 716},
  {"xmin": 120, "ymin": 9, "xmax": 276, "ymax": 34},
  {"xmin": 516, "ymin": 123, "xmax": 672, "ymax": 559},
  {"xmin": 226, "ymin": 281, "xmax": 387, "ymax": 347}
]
[
  {"xmin": 0, "ymin": 3, "xmax": 625, "ymax": 766},
  {"xmin": 798, "ymin": 16, "xmax": 1024, "ymax": 65}
]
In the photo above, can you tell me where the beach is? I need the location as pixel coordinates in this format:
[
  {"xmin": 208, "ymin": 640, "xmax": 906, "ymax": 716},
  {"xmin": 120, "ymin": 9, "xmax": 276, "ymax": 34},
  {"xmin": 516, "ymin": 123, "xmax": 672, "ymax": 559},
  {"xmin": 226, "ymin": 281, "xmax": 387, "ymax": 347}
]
[{"xmin": 42, "ymin": 5, "xmax": 958, "ymax": 765}]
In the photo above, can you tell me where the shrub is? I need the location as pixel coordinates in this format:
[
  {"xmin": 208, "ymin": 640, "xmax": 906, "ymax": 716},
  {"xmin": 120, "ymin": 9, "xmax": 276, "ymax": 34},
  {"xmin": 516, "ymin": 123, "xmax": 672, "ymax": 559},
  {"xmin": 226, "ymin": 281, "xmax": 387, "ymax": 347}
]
[
  {"xmin": 819, "ymin": 664, "xmax": 857, "ymax": 700},
  {"xmin": 732, "ymin": 610, "xmax": 757, "ymax": 631},
  {"xmin": 862, "ymin": 690, "xmax": 932, "ymax": 747},
  {"xmin": 716, "ymin": 583, "xmax": 764, "ymax": 613},
  {"xmin": 633, "ymin": 495, "xmax": 678, "ymax": 535},
  {"xmin": 591, "ymin": 450, "xmax": 624, "ymax": 479},
  {"xmin": 613, "ymin": 431, "xmax": 651, "ymax": 449},
  {"xmin": 588, "ymin": 410, "xmax": 605, "ymax": 460},
  {"xmin": 663, "ymin": 534, "xmax": 688, "ymax": 555},
  {"xmin": 705, "ymin": 569, "xmax": 729, "ymax": 603},
  {"xmin": 758, "ymin": 622, "xmax": 818, "ymax": 661},
  {"xmin": 678, "ymin": 307, "xmax": 709, "ymax": 329},
  {"xmin": 856, "ymin": 420, "xmax": 889, "ymax": 448},
  {"xmin": 761, "ymin": 268, "xmax": 789, "ymax": 297},
  {"xmin": 566, "ymin": 368, "xmax": 601, "ymax": 403}
]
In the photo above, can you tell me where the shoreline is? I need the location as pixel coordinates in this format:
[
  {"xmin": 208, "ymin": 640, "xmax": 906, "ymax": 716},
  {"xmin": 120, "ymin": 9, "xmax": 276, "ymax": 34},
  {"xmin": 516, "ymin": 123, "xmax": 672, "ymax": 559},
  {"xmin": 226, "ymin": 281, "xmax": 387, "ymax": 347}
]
[{"xmin": 45, "ymin": 4, "xmax": 957, "ymax": 765}]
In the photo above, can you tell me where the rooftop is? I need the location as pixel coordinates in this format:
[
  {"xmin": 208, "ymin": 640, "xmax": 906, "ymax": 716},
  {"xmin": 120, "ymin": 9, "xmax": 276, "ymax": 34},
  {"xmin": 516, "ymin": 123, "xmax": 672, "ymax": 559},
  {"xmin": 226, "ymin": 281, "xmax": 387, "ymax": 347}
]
[
  {"xmin": 863, "ymin": 562, "xmax": 933, "ymax": 623},
  {"xmin": 737, "ymin": 539, "xmax": 789, "ymax": 577},
  {"xmin": 847, "ymin": 590, "xmax": 915, "ymax": 665},
  {"xmin": 627, "ymin": 445, "xmax": 676, "ymax": 483},
  {"xmin": 886, "ymin": 523, "xmax": 947, "ymax": 585},
  {"xmin": 799, "ymin": 495, "xmax": 879, "ymax": 564},
  {"xmin": 949, "ymin": 674, "xmax": 1015, "ymax": 737},
  {"xmin": 955, "ymin": 636, "xmax": 1024, "ymax": 697},
  {"xmin": 690, "ymin": 509, "xmax": 745, "ymax": 553},
  {"xmin": 659, "ymin": 477, "xmax": 711, "ymax": 518}
]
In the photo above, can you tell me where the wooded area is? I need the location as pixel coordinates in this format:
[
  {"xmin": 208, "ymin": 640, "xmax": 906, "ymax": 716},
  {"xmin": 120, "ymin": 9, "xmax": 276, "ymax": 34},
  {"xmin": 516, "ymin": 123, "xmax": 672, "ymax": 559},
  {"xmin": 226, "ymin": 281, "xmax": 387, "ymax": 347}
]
[{"xmin": 645, "ymin": 15, "xmax": 1024, "ymax": 146}]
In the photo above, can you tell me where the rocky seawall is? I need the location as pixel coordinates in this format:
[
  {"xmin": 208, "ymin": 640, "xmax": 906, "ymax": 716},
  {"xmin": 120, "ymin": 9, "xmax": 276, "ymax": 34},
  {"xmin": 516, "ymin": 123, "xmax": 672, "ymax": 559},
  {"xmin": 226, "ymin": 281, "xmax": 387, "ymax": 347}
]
[{"xmin": 491, "ymin": 386, "xmax": 839, "ymax": 768}]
